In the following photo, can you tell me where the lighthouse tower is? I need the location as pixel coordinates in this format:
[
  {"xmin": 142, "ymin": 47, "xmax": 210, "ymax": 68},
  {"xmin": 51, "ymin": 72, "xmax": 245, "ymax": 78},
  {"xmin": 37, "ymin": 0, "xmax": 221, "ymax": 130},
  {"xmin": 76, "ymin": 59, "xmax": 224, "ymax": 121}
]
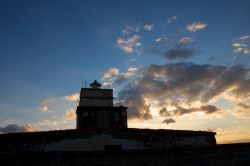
[{"xmin": 76, "ymin": 80, "xmax": 127, "ymax": 129}]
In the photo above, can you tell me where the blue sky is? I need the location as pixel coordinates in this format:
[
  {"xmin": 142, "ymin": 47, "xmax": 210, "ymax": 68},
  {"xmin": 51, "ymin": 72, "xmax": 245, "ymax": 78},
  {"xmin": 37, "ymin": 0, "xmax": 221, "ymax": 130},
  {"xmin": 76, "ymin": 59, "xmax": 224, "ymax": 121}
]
[{"xmin": 0, "ymin": 0, "xmax": 250, "ymax": 143}]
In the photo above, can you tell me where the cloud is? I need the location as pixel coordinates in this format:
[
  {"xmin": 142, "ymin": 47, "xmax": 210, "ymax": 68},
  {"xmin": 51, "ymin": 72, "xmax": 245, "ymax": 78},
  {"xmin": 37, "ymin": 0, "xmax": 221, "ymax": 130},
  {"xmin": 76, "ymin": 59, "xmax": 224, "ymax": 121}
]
[
  {"xmin": 234, "ymin": 109, "xmax": 250, "ymax": 120},
  {"xmin": 155, "ymin": 36, "xmax": 169, "ymax": 43},
  {"xmin": 102, "ymin": 67, "xmax": 139, "ymax": 85},
  {"xmin": 158, "ymin": 104, "xmax": 221, "ymax": 118},
  {"xmin": 233, "ymin": 47, "xmax": 250, "ymax": 56},
  {"xmin": 178, "ymin": 37, "xmax": 195, "ymax": 45},
  {"xmin": 232, "ymin": 40, "xmax": 250, "ymax": 57},
  {"xmin": 167, "ymin": 16, "xmax": 178, "ymax": 24},
  {"xmin": 236, "ymin": 35, "xmax": 250, "ymax": 41},
  {"xmin": 0, "ymin": 124, "xmax": 32, "ymax": 134},
  {"xmin": 238, "ymin": 102, "xmax": 250, "ymax": 109},
  {"xmin": 234, "ymin": 102, "xmax": 250, "ymax": 120},
  {"xmin": 232, "ymin": 43, "xmax": 247, "ymax": 47},
  {"xmin": 40, "ymin": 98, "xmax": 55, "ymax": 105},
  {"xmin": 39, "ymin": 106, "xmax": 53, "ymax": 113},
  {"xmin": 102, "ymin": 82, "xmax": 113, "ymax": 88},
  {"xmin": 64, "ymin": 93, "xmax": 80, "ymax": 102},
  {"xmin": 186, "ymin": 22, "xmax": 207, "ymax": 32},
  {"xmin": 116, "ymin": 35, "xmax": 141, "ymax": 53},
  {"xmin": 39, "ymin": 98, "xmax": 55, "ymax": 113},
  {"xmin": 38, "ymin": 120, "xmax": 58, "ymax": 126},
  {"xmin": 163, "ymin": 46, "xmax": 195, "ymax": 60},
  {"xmin": 243, "ymin": 48, "xmax": 250, "ymax": 56},
  {"xmin": 155, "ymin": 37, "xmax": 162, "ymax": 42},
  {"xmin": 114, "ymin": 67, "xmax": 139, "ymax": 85},
  {"xmin": 173, "ymin": 105, "xmax": 221, "ymax": 116},
  {"xmin": 143, "ymin": 24, "xmax": 154, "ymax": 31},
  {"xmin": 63, "ymin": 109, "xmax": 76, "ymax": 121},
  {"xmin": 122, "ymin": 25, "xmax": 140, "ymax": 34},
  {"xmin": 117, "ymin": 62, "xmax": 250, "ymax": 120},
  {"xmin": 162, "ymin": 118, "xmax": 176, "ymax": 124},
  {"xmin": 101, "ymin": 68, "xmax": 119, "ymax": 80},
  {"xmin": 150, "ymin": 36, "xmax": 195, "ymax": 60},
  {"xmin": 117, "ymin": 85, "xmax": 152, "ymax": 120},
  {"xmin": 159, "ymin": 107, "xmax": 171, "ymax": 117}
]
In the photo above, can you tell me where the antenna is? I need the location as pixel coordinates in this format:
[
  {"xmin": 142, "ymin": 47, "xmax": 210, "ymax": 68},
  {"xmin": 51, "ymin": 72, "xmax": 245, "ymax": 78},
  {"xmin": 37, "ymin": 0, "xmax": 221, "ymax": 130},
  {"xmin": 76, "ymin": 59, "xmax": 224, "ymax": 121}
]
[{"xmin": 85, "ymin": 80, "xmax": 87, "ymax": 88}]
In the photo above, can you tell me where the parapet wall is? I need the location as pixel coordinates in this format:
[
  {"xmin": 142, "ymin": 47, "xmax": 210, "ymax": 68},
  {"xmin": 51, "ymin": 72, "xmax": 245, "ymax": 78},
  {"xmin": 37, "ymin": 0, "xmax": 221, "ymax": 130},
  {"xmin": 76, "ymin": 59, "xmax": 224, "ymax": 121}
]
[
  {"xmin": 1, "ymin": 143, "xmax": 250, "ymax": 166},
  {"xmin": 0, "ymin": 128, "xmax": 215, "ymax": 152}
]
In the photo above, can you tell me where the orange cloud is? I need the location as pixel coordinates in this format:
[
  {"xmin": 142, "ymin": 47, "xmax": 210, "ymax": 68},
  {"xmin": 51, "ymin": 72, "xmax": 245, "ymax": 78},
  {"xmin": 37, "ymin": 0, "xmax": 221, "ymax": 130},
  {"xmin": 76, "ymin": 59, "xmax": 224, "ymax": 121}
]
[{"xmin": 63, "ymin": 109, "xmax": 76, "ymax": 121}]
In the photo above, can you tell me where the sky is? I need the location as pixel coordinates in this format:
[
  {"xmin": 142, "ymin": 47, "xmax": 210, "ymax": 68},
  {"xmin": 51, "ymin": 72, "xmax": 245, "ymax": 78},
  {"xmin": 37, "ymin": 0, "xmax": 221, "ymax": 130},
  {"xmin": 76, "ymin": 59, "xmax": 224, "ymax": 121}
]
[{"xmin": 0, "ymin": 0, "xmax": 250, "ymax": 144}]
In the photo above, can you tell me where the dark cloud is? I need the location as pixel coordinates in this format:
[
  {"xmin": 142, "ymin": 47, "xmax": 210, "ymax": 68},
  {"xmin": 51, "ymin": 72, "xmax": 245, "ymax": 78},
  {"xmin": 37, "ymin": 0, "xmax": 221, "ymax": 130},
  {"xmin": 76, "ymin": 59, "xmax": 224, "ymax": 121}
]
[
  {"xmin": 117, "ymin": 62, "xmax": 250, "ymax": 120},
  {"xmin": 172, "ymin": 106, "xmax": 192, "ymax": 116},
  {"xmin": 163, "ymin": 46, "xmax": 195, "ymax": 60},
  {"xmin": 159, "ymin": 107, "xmax": 171, "ymax": 117},
  {"xmin": 199, "ymin": 105, "xmax": 220, "ymax": 114},
  {"xmin": 173, "ymin": 105, "xmax": 221, "ymax": 116},
  {"xmin": 201, "ymin": 65, "xmax": 250, "ymax": 102},
  {"xmin": 117, "ymin": 86, "xmax": 152, "ymax": 120},
  {"xmin": 0, "ymin": 124, "xmax": 31, "ymax": 134},
  {"xmin": 162, "ymin": 118, "xmax": 176, "ymax": 124},
  {"xmin": 144, "ymin": 36, "xmax": 195, "ymax": 61},
  {"xmin": 235, "ymin": 102, "xmax": 250, "ymax": 120},
  {"xmin": 238, "ymin": 102, "xmax": 250, "ymax": 109}
]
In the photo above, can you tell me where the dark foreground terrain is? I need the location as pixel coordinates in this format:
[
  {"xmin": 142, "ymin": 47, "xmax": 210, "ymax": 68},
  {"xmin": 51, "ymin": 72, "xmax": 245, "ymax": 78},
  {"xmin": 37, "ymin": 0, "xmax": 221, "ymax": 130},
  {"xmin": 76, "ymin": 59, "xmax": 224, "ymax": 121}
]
[{"xmin": 1, "ymin": 143, "xmax": 250, "ymax": 166}]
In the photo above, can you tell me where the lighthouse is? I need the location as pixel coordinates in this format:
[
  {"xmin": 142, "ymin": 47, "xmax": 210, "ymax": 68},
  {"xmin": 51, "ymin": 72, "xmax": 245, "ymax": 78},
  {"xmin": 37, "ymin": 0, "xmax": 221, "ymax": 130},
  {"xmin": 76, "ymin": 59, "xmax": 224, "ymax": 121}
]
[{"xmin": 76, "ymin": 80, "xmax": 127, "ymax": 129}]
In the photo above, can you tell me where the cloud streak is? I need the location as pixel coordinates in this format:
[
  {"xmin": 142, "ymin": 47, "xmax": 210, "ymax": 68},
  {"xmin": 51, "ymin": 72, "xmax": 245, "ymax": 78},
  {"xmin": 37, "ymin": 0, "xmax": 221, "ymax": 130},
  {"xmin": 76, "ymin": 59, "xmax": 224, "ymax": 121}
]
[
  {"xmin": 102, "ymin": 67, "xmax": 139, "ymax": 85},
  {"xmin": 186, "ymin": 22, "xmax": 207, "ymax": 32},
  {"xmin": 178, "ymin": 37, "xmax": 195, "ymax": 45},
  {"xmin": 64, "ymin": 93, "xmax": 80, "ymax": 102},
  {"xmin": 63, "ymin": 109, "xmax": 76, "ymax": 121},
  {"xmin": 38, "ymin": 120, "xmax": 58, "ymax": 126},
  {"xmin": 232, "ymin": 35, "xmax": 250, "ymax": 57},
  {"xmin": 143, "ymin": 24, "xmax": 154, "ymax": 31},
  {"xmin": 234, "ymin": 102, "xmax": 250, "ymax": 120},
  {"xmin": 167, "ymin": 16, "xmax": 178, "ymax": 24},
  {"xmin": 122, "ymin": 25, "xmax": 140, "ymax": 34},
  {"xmin": 172, "ymin": 105, "xmax": 221, "ymax": 116},
  {"xmin": 39, "ymin": 98, "xmax": 55, "ymax": 113},
  {"xmin": 116, "ymin": 35, "xmax": 141, "ymax": 53},
  {"xmin": 101, "ymin": 68, "xmax": 119, "ymax": 80}
]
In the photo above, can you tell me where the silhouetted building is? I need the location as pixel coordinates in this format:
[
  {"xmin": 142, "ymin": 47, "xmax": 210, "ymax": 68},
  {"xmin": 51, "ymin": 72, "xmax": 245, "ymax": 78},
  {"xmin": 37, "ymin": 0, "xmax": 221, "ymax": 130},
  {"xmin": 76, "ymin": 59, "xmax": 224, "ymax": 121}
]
[
  {"xmin": 76, "ymin": 80, "xmax": 127, "ymax": 129},
  {"xmin": 1, "ymin": 80, "xmax": 250, "ymax": 165}
]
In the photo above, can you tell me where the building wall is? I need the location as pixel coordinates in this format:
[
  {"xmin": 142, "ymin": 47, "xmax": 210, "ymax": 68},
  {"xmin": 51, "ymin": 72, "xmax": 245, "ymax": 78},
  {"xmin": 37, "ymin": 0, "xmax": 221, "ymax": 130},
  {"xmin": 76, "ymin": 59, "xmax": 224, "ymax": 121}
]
[
  {"xmin": 79, "ymin": 88, "xmax": 113, "ymax": 107},
  {"xmin": 1, "ymin": 143, "xmax": 250, "ymax": 166},
  {"xmin": 76, "ymin": 107, "xmax": 127, "ymax": 129},
  {"xmin": 0, "ymin": 129, "xmax": 216, "ymax": 153},
  {"xmin": 42, "ymin": 134, "xmax": 214, "ymax": 151}
]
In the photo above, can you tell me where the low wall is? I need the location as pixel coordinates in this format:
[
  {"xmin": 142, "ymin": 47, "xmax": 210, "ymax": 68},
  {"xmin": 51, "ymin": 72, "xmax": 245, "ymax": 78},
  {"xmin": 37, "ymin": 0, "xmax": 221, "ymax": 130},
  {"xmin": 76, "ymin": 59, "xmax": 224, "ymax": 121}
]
[
  {"xmin": 1, "ymin": 143, "xmax": 250, "ymax": 166},
  {"xmin": 0, "ymin": 129, "xmax": 216, "ymax": 152}
]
